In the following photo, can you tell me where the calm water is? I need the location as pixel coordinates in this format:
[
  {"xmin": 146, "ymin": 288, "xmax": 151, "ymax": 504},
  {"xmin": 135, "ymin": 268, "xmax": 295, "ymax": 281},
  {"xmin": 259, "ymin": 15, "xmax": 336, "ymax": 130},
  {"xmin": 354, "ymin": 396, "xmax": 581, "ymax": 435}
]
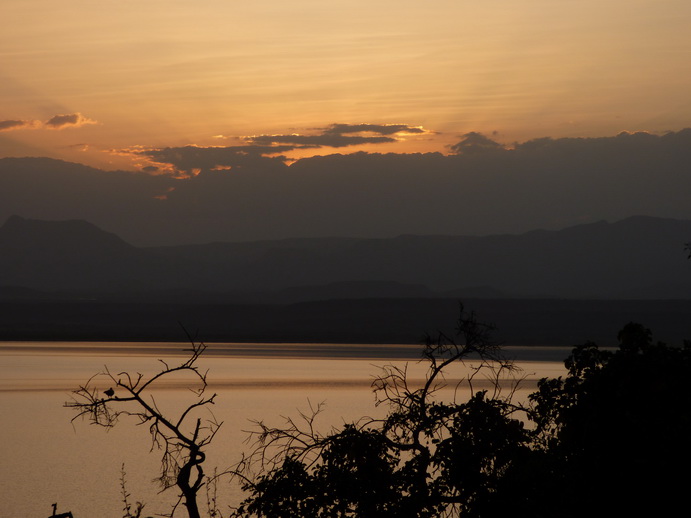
[{"xmin": 0, "ymin": 342, "xmax": 569, "ymax": 518}]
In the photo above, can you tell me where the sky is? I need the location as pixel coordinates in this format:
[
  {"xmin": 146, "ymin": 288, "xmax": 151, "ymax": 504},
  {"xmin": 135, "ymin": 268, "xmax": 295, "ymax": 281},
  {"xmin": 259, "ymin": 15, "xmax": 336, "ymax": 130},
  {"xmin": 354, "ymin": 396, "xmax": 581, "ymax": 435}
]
[
  {"xmin": 1, "ymin": 1, "xmax": 691, "ymax": 245},
  {"xmin": 2, "ymin": 0, "xmax": 691, "ymax": 171}
]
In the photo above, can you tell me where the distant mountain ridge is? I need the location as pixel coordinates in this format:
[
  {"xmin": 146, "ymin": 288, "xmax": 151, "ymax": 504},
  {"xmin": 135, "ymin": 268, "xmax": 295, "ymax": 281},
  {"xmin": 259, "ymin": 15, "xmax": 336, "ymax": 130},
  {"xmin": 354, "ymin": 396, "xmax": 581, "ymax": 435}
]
[
  {"xmin": 0, "ymin": 214, "xmax": 134, "ymax": 254},
  {"xmin": 1, "ymin": 214, "xmax": 690, "ymax": 300},
  {"xmin": 0, "ymin": 215, "xmax": 186, "ymax": 292}
]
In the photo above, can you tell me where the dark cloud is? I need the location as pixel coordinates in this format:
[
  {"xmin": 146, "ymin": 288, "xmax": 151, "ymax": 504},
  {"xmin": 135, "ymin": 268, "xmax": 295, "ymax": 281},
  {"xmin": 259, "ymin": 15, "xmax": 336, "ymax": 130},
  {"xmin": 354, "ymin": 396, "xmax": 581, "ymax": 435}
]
[
  {"xmin": 322, "ymin": 123, "xmax": 427, "ymax": 136},
  {"xmin": 449, "ymin": 132, "xmax": 505, "ymax": 154},
  {"xmin": 3, "ymin": 129, "xmax": 691, "ymax": 246},
  {"xmin": 0, "ymin": 156, "xmax": 174, "ymax": 243},
  {"xmin": 45, "ymin": 113, "xmax": 96, "ymax": 129},
  {"xmin": 137, "ymin": 145, "xmax": 291, "ymax": 175},
  {"xmin": 246, "ymin": 133, "xmax": 395, "ymax": 148},
  {"xmin": 0, "ymin": 119, "xmax": 37, "ymax": 132},
  {"xmin": 0, "ymin": 114, "xmax": 96, "ymax": 132},
  {"xmin": 139, "ymin": 122, "xmax": 430, "ymax": 174},
  {"xmin": 243, "ymin": 122, "xmax": 429, "ymax": 151},
  {"xmin": 512, "ymin": 130, "xmax": 685, "ymax": 154}
]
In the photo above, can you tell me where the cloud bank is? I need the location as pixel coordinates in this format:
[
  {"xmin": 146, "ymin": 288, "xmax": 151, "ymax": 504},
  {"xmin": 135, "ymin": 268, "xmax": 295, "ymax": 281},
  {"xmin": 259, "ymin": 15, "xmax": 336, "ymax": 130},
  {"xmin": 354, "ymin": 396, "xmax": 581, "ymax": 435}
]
[
  {"xmin": 131, "ymin": 123, "xmax": 432, "ymax": 175},
  {"xmin": 1, "ymin": 129, "xmax": 690, "ymax": 246},
  {"xmin": 242, "ymin": 123, "xmax": 429, "ymax": 151}
]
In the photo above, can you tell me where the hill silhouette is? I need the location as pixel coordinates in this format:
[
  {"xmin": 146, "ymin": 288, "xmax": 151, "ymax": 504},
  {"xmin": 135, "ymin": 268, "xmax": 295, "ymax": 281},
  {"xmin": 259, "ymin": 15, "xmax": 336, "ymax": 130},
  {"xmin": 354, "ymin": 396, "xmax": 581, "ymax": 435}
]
[
  {"xmin": 0, "ymin": 215, "xmax": 192, "ymax": 291},
  {"xmin": 1, "ymin": 214, "xmax": 690, "ymax": 344},
  {"xmin": 1, "ymin": 214, "xmax": 690, "ymax": 299}
]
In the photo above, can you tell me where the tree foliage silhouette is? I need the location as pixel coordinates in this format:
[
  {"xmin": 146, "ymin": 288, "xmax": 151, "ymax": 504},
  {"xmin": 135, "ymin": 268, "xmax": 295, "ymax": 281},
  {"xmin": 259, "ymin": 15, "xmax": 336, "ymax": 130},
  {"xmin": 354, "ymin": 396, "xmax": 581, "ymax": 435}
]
[
  {"xmin": 231, "ymin": 314, "xmax": 691, "ymax": 518},
  {"xmin": 231, "ymin": 306, "xmax": 531, "ymax": 517},
  {"xmin": 526, "ymin": 322, "xmax": 691, "ymax": 517}
]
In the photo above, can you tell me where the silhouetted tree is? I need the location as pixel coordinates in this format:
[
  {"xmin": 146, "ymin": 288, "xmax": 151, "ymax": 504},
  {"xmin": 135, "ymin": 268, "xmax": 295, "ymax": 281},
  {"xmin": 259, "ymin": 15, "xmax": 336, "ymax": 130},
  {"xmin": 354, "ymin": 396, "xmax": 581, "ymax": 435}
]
[
  {"xmin": 66, "ymin": 335, "xmax": 222, "ymax": 518},
  {"xmin": 231, "ymin": 306, "xmax": 531, "ymax": 517},
  {"xmin": 526, "ymin": 323, "xmax": 691, "ymax": 517},
  {"xmin": 231, "ymin": 314, "xmax": 691, "ymax": 518},
  {"xmin": 65, "ymin": 312, "xmax": 691, "ymax": 517}
]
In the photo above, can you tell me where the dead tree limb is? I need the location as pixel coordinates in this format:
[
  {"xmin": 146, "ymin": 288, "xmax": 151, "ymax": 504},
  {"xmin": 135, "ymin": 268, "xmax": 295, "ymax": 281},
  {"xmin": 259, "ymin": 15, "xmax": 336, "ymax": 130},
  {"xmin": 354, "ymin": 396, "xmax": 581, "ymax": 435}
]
[{"xmin": 65, "ymin": 336, "xmax": 221, "ymax": 518}]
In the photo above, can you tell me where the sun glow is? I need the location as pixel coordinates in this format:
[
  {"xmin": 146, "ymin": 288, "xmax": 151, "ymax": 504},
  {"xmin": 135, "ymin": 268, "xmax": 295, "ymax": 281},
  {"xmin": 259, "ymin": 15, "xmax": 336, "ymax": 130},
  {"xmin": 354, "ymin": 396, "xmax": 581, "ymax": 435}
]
[{"xmin": 1, "ymin": 1, "xmax": 690, "ymax": 170}]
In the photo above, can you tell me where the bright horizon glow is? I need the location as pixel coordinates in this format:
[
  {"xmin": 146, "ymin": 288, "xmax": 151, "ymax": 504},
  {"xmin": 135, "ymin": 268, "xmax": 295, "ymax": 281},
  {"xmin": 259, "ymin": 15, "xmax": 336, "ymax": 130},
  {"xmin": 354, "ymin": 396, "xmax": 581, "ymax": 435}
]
[{"xmin": 2, "ymin": 0, "xmax": 691, "ymax": 171}]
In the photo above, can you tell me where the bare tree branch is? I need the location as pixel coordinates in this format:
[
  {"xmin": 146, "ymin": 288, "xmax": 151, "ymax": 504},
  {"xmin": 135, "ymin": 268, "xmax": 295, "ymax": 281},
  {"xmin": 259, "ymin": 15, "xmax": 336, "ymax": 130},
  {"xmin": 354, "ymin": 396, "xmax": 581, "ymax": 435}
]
[{"xmin": 65, "ymin": 336, "xmax": 221, "ymax": 518}]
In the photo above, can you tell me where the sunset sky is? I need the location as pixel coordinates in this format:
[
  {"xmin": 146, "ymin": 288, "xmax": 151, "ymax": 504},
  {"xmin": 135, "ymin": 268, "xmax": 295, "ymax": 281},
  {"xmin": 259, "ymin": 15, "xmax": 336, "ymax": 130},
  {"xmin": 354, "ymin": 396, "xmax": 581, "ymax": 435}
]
[{"xmin": 3, "ymin": 0, "xmax": 691, "ymax": 172}]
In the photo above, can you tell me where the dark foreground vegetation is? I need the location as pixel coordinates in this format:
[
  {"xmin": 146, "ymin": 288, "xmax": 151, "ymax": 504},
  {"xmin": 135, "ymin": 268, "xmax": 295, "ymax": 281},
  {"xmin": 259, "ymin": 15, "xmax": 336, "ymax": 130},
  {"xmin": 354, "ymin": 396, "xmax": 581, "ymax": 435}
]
[{"xmin": 66, "ymin": 308, "xmax": 691, "ymax": 518}]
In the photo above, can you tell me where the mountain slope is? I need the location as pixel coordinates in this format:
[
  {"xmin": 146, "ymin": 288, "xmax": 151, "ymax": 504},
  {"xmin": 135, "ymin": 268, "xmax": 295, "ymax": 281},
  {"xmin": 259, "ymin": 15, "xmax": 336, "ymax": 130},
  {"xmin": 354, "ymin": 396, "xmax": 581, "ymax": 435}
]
[
  {"xmin": 1, "ymin": 215, "xmax": 690, "ymax": 299},
  {"xmin": 0, "ymin": 215, "xmax": 193, "ymax": 291},
  {"xmin": 148, "ymin": 215, "xmax": 691, "ymax": 298}
]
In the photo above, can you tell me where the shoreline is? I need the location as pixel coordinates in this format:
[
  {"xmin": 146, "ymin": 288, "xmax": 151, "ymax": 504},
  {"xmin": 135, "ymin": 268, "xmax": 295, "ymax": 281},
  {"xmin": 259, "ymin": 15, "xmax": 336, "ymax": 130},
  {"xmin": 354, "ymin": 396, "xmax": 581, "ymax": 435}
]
[{"xmin": 1, "ymin": 298, "xmax": 689, "ymax": 346}]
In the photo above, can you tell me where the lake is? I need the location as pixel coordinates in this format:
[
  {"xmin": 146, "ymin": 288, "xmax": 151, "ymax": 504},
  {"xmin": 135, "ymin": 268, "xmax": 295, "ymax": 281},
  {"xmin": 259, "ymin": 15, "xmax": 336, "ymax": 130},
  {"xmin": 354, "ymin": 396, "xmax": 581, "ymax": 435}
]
[{"xmin": 0, "ymin": 342, "xmax": 569, "ymax": 518}]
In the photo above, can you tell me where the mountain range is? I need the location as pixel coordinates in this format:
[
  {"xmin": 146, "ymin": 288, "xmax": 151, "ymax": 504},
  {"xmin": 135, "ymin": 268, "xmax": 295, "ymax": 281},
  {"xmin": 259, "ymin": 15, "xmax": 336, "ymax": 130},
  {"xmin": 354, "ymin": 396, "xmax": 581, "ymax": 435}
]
[{"xmin": 1, "ymin": 214, "xmax": 690, "ymax": 301}]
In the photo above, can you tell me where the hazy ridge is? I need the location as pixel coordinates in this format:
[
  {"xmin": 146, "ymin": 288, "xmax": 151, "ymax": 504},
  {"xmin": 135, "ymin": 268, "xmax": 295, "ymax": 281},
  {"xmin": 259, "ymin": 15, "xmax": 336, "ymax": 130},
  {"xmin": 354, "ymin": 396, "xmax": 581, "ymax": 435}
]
[
  {"xmin": 1, "ymin": 214, "xmax": 690, "ymax": 300},
  {"xmin": 1, "ymin": 214, "xmax": 690, "ymax": 345}
]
